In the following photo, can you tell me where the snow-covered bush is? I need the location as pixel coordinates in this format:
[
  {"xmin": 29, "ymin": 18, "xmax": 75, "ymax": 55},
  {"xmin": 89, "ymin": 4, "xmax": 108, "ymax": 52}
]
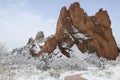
[
  {"xmin": 48, "ymin": 68, "xmax": 61, "ymax": 78},
  {"xmin": 0, "ymin": 42, "xmax": 8, "ymax": 63},
  {"xmin": 0, "ymin": 42, "xmax": 8, "ymax": 54},
  {"xmin": 0, "ymin": 42, "xmax": 9, "ymax": 79},
  {"xmin": 48, "ymin": 57, "xmax": 88, "ymax": 71}
]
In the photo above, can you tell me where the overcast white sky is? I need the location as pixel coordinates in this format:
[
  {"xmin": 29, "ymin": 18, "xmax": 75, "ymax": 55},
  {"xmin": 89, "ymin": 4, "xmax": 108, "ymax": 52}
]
[{"xmin": 0, "ymin": 0, "xmax": 120, "ymax": 50}]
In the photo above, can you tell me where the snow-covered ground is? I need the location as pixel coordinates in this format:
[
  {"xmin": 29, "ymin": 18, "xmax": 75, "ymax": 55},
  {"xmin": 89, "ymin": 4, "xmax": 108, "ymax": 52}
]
[{"xmin": 0, "ymin": 42, "xmax": 120, "ymax": 80}]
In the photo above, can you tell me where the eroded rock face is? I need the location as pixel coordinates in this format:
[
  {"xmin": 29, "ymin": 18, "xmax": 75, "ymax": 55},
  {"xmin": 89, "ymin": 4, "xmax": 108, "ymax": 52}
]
[
  {"xmin": 55, "ymin": 7, "xmax": 75, "ymax": 57},
  {"xmin": 118, "ymin": 47, "xmax": 120, "ymax": 53},
  {"xmin": 35, "ymin": 31, "xmax": 44, "ymax": 42},
  {"xmin": 30, "ymin": 2, "xmax": 118, "ymax": 60},
  {"xmin": 30, "ymin": 35, "xmax": 57, "ymax": 57},
  {"xmin": 55, "ymin": 2, "xmax": 118, "ymax": 59}
]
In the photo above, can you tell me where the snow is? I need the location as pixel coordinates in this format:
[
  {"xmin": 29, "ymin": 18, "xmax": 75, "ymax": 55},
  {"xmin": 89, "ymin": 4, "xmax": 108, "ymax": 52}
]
[
  {"xmin": 82, "ymin": 63, "xmax": 120, "ymax": 80},
  {"xmin": 31, "ymin": 42, "xmax": 41, "ymax": 53},
  {"xmin": 72, "ymin": 26, "xmax": 79, "ymax": 33},
  {"xmin": 71, "ymin": 25, "xmax": 90, "ymax": 42},
  {"xmin": 72, "ymin": 33, "xmax": 90, "ymax": 40},
  {"xmin": 61, "ymin": 42, "xmax": 68, "ymax": 48},
  {"xmin": 1, "ymin": 40, "xmax": 120, "ymax": 80}
]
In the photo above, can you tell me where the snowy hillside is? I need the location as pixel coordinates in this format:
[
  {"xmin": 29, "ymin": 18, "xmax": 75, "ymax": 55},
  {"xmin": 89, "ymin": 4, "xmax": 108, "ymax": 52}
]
[{"xmin": 0, "ymin": 40, "xmax": 120, "ymax": 80}]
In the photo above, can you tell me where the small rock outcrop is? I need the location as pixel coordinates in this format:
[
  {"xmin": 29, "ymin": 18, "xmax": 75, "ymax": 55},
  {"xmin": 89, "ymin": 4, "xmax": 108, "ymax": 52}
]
[
  {"xmin": 27, "ymin": 37, "xmax": 35, "ymax": 45},
  {"xmin": 30, "ymin": 2, "xmax": 119, "ymax": 60},
  {"xmin": 35, "ymin": 31, "xmax": 44, "ymax": 42},
  {"xmin": 30, "ymin": 35, "xmax": 57, "ymax": 57}
]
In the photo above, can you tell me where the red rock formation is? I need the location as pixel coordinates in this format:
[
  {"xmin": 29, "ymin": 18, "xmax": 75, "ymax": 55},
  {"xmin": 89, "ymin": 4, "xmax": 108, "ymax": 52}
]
[
  {"xmin": 30, "ymin": 2, "xmax": 119, "ymax": 60},
  {"xmin": 69, "ymin": 3, "xmax": 118, "ymax": 59},
  {"xmin": 30, "ymin": 35, "xmax": 57, "ymax": 57},
  {"xmin": 55, "ymin": 7, "xmax": 75, "ymax": 57},
  {"xmin": 55, "ymin": 2, "xmax": 118, "ymax": 60},
  {"xmin": 118, "ymin": 47, "xmax": 120, "ymax": 53}
]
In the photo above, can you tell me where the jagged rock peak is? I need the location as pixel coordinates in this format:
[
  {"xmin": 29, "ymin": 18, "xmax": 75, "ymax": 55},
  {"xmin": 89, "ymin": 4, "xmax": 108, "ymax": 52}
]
[
  {"xmin": 95, "ymin": 8, "xmax": 111, "ymax": 27},
  {"xmin": 59, "ymin": 6, "xmax": 68, "ymax": 19},
  {"xmin": 27, "ymin": 31, "xmax": 45, "ymax": 45},
  {"xmin": 69, "ymin": 2, "xmax": 86, "ymax": 26},
  {"xmin": 27, "ymin": 37, "xmax": 35, "ymax": 45},
  {"xmin": 35, "ymin": 31, "xmax": 44, "ymax": 41}
]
